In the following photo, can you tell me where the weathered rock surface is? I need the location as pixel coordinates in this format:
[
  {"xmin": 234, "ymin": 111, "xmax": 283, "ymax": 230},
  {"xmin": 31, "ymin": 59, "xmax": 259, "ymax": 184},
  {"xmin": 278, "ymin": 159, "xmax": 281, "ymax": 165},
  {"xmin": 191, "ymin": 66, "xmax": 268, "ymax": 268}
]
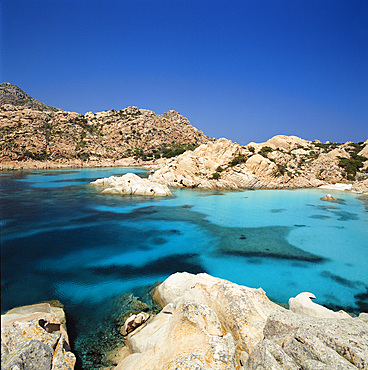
[
  {"xmin": 257, "ymin": 309, "xmax": 368, "ymax": 370},
  {"xmin": 115, "ymin": 272, "xmax": 368, "ymax": 370},
  {"xmin": 149, "ymin": 136, "xmax": 368, "ymax": 192},
  {"xmin": 1, "ymin": 301, "xmax": 76, "ymax": 369},
  {"xmin": 90, "ymin": 172, "xmax": 173, "ymax": 196}
]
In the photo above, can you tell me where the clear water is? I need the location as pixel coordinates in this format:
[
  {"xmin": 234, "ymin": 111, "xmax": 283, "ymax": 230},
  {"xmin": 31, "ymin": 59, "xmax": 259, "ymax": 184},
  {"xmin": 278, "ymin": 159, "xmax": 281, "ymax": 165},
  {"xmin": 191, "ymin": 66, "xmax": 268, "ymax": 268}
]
[{"xmin": 1, "ymin": 167, "xmax": 367, "ymax": 368}]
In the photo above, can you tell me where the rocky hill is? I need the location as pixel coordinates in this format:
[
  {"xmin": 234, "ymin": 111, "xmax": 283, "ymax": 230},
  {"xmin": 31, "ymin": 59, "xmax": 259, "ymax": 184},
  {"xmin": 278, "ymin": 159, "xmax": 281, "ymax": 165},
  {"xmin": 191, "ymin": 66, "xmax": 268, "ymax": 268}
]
[
  {"xmin": 0, "ymin": 84, "xmax": 211, "ymax": 169},
  {"xmin": 149, "ymin": 135, "xmax": 368, "ymax": 191},
  {"xmin": 0, "ymin": 82, "xmax": 60, "ymax": 112}
]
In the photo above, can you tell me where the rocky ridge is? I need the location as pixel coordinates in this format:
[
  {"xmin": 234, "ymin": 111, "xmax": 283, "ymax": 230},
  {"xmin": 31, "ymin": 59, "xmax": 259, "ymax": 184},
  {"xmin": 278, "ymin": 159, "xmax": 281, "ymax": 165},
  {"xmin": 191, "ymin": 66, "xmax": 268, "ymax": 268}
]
[
  {"xmin": 149, "ymin": 136, "xmax": 368, "ymax": 192},
  {"xmin": 0, "ymin": 84, "xmax": 211, "ymax": 169}
]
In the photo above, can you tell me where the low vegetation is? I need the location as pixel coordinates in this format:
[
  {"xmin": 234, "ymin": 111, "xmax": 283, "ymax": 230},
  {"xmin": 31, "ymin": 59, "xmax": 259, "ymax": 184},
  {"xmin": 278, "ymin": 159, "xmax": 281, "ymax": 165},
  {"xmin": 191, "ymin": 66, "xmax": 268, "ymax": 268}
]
[{"xmin": 229, "ymin": 155, "xmax": 247, "ymax": 167}]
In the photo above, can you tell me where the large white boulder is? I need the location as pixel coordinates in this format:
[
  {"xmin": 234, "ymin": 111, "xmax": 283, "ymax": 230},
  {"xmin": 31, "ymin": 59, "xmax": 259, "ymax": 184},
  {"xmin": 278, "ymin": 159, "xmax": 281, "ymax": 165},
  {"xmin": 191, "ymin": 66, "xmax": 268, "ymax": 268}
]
[{"xmin": 90, "ymin": 172, "xmax": 172, "ymax": 196}]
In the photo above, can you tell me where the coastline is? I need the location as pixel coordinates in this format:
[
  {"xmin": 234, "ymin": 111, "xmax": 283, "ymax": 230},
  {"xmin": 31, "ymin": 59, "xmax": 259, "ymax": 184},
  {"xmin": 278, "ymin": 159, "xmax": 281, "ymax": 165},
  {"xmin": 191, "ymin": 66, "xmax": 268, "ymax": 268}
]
[
  {"xmin": 0, "ymin": 158, "xmax": 157, "ymax": 171},
  {"xmin": 2, "ymin": 158, "xmax": 367, "ymax": 195}
]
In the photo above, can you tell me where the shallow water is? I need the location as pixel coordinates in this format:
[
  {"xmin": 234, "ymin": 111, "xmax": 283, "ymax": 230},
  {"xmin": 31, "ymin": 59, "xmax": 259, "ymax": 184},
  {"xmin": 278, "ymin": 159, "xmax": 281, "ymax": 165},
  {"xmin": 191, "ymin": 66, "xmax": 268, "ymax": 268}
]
[{"xmin": 1, "ymin": 167, "xmax": 367, "ymax": 368}]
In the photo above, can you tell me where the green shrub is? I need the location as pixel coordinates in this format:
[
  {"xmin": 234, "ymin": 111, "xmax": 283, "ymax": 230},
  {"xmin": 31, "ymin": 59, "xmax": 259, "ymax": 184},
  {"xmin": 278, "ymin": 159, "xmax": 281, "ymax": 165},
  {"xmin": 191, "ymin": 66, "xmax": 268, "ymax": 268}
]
[
  {"xmin": 277, "ymin": 164, "xmax": 287, "ymax": 175},
  {"xmin": 161, "ymin": 144, "xmax": 198, "ymax": 158},
  {"xmin": 216, "ymin": 166, "xmax": 224, "ymax": 172},
  {"xmin": 229, "ymin": 155, "xmax": 247, "ymax": 167},
  {"xmin": 77, "ymin": 152, "xmax": 90, "ymax": 161},
  {"xmin": 259, "ymin": 146, "xmax": 273, "ymax": 158},
  {"xmin": 314, "ymin": 142, "xmax": 341, "ymax": 152},
  {"xmin": 338, "ymin": 156, "xmax": 366, "ymax": 180},
  {"xmin": 24, "ymin": 150, "xmax": 49, "ymax": 161},
  {"xmin": 212, "ymin": 172, "xmax": 221, "ymax": 180}
]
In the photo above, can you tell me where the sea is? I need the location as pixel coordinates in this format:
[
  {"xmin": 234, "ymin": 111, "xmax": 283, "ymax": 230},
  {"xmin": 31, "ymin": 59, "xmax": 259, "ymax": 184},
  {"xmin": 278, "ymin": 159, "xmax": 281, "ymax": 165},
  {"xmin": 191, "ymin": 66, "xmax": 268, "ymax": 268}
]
[{"xmin": 1, "ymin": 166, "xmax": 367, "ymax": 369}]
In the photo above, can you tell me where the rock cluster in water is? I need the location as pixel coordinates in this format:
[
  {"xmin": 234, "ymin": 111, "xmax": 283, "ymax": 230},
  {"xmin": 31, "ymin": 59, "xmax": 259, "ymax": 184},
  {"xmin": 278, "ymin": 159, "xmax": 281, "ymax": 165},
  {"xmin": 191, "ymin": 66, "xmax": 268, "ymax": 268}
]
[
  {"xmin": 115, "ymin": 272, "xmax": 368, "ymax": 369},
  {"xmin": 1, "ymin": 301, "xmax": 76, "ymax": 369},
  {"xmin": 90, "ymin": 172, "xmax": 173, "ymax": 196}
]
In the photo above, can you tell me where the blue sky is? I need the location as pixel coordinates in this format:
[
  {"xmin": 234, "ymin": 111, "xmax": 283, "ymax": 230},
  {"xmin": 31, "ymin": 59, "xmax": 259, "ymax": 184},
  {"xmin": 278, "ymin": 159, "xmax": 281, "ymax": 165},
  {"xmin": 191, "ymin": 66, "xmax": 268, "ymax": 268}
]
[{"xmin": 1, "ymin": 0, "xmax": 367, "ymax": 144}]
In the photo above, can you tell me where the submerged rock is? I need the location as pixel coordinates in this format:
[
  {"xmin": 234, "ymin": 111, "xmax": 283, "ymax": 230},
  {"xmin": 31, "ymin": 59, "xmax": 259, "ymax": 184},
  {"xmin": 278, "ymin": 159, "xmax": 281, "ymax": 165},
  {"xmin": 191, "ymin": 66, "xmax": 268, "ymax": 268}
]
[
  {"xmin": 115, "ymin": 272, "xmax": 368, "ymax": 369},
  {"xmin": 1, "ymin": 301, "xmax": 76, "ymax": 370},
  {"xmin": 320, "ymin": 193, "xmax": 339, "ymax": 201},
  {"xmin": 90, "ymin": 172, "xmax": 172, "ymax": 196}
]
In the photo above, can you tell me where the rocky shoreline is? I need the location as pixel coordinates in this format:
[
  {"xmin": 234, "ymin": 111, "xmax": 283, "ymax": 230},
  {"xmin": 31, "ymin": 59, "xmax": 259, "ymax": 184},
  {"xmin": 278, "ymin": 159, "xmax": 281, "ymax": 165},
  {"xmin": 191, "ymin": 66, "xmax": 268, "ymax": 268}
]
[
  {"xmin": 149, "ymin": 136, "xmax": 368, "ymax": 194},
  {"xmin": 2, "ymin": 273, "xmax": 368, "ymax": 369},
  {"xmin": 0, "ymin": 158, "xmax": 156, "ymax": 171}
]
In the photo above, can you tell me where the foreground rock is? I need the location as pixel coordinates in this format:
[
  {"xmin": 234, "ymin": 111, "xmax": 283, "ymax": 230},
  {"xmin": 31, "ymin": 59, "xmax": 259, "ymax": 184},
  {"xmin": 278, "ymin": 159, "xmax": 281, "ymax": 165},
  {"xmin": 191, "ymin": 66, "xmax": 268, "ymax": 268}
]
[
  {"xmin": 149, "ymin": 136, "xmax": 368, "ymax": 192},
  {"xmin": 115, "ymin": 272, "xmax": 368, "ymax": 369},
  {"xmin": 91, "ymin": 172, "xmax": 173, "ymax": 196},
  {"xmin": 1, "ymin": 301, "xmax": 76, "ymax": 369}
]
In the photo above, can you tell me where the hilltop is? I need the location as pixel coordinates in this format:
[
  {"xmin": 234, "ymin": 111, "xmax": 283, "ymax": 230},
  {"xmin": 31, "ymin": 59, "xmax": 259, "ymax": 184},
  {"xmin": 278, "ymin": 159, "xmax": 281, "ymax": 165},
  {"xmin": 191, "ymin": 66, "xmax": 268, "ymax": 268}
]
[
  {"xmin": 0, "ymin": 83, "xmax": 211, "ymax": 169},
  {"xmin": 0, "ymin": 82, "xmax": 60, "ymax": 112}
]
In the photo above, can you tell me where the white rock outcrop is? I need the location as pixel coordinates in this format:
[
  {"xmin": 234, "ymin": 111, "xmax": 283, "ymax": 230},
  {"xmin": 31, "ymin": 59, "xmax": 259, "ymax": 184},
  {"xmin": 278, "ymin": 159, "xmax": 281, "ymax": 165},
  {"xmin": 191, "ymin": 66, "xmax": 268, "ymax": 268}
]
[
  {"xmin": 90, "ymin": 172, "xmax": 172, "ymax": 196},
  {"xmin": 288, "ymin": 292, "xmax": 351, "ymax": 319}
]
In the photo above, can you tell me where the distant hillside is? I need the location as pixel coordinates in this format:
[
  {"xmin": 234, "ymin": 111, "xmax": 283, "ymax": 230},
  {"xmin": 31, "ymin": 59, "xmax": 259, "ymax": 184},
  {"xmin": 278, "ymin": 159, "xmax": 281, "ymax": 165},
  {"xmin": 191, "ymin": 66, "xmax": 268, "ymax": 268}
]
[
  {"xmin": 0, "ymin": 83, "xmax": 212, "ymax": 167},
  {"xmin": 0, "ymin": 83, "xmax": 60, "ymax": 112}
]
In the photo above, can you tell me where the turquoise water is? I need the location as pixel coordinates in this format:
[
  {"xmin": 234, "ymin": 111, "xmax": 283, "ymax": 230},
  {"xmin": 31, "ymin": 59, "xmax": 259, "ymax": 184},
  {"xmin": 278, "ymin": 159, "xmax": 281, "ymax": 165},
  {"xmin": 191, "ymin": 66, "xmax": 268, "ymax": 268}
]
[{"xmin": 1, "ymin": 167, "xmax": 367, "ymax": 368}]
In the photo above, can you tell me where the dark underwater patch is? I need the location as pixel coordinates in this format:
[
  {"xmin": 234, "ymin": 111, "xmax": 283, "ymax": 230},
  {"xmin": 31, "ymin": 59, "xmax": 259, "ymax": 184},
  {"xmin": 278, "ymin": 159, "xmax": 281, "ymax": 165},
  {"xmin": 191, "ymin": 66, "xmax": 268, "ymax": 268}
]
[
  {"xmin": 354, "ymin": 287, "xmax": 368, "ymax": 313},
  {"xmin": 321, "ymin": 271, "xmax": 365, "ymax": 288},
  {"xmin": 222, "ymin": 250, "xmax": 324, "ymax": 262},
  {"xmin": 1, "ymin": 223, "xmax": 162, "ymax": 268},
  {"xmin": 211, "ymin": 225, "xmax": 325, "ymax": 263},
  {"xmin": 151, "ymin": 237, "xmax": 167, "ymax": 245},
  {"xmin": 41, "ymin": 171, "xmax": 79, "ymax": 176},
  {"xmin": 51, "ymin": 178, "xmax": 95, "ymax": 183},
  {"xmin": 307, "ymin": 203, "xmax": 359, "ymax": 221},
  {"xmin": 88, "ymin": 253, "xmax": 205, "ymax": 279},
  {"xmin": 331, "ymin": 211, "xmax": 359, "ymax": 221},
  {"xmin": 307, "ymin": 204, "xmax": 340, "ymax": 210},
  {"xmin": 323, "ymin": 286, "xmax": 368, "ymax": 315},
  {"xmin": 270, "ymin": 209, "xmax": 287, "ymax": 213},
  {"xmin": 309, "ymin": 214, "xmax": 331, "ymax": 219}
]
